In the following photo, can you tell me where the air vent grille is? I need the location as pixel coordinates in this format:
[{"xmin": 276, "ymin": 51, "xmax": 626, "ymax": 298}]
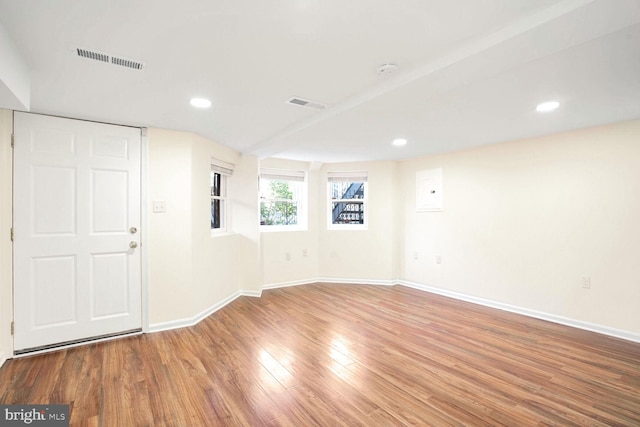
[
  {"xmin": 73, "ymin": 47, "xmax": 145, "ymax": 71},
  {"xmin": 111, "ymin": 56, "xmax": 145, "ymax": 70},
  {"xmin": 286, "ymin": 97, "xmax": 326, "ymax": 110},
  {"xmin": 76, "ymin": 48, "xmax": 108, "ymax": 63}
]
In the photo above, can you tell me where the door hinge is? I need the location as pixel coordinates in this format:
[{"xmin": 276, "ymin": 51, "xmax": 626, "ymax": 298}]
[
  {"xmin": 10, "ymin": 227, "xmax": 14, "ymax": 242},
  {"xmin": 11, "ymin": 134, "xmax": 14, "ymax": 148},
  {"xmin": 11, "ymin": 321, "xmax": 14, "ymax": 336}
]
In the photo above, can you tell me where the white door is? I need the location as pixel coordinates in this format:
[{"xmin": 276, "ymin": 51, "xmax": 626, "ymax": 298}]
[{"xmin": 13, "ymin": 112, "xmax": 142, "ymax": 353}]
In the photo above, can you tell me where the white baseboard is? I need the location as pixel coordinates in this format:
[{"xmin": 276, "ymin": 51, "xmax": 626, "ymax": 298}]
[
  {"xmin": 149, "ymin": 279, "xmax": 392, "ymax": 333},
  {"xmin": 241, "ymin": 289, "xmax": 262, "ymax": 298},
  {"xmin": 149, "ymin": 290, "xmax": 259, "ymax": 333},
  {"xmin": 0, "ymin": 350, "xmax": 6, "ymax": 368},
  {"xmin": 263, "ymin": 277, "xmax": 394, "ymax": 289},
  {"xmin": 398, "ymin": 280, "xmax": 640, "ymax": 344},
  {"xmin": 147, "ymin": 278, "xmax": 640, "ymax": 344},
  {"xmin": 262, "ymin": 278, "xmax": 320, "ymax": 290},
  {"xmin": 317, "ymin": 277, "xmax": 395, "ymax": 286}
]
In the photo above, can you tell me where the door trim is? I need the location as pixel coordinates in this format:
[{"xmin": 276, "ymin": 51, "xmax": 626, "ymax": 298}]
[{"xmin": 140, "ymin": 127, "xmax": 150, "ymax": 333}]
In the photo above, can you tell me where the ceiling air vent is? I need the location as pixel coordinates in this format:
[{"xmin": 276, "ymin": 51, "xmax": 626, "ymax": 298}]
[
  {"xmin": 73, "ymin": 47, "xmax": 145, "ymax": 71},
  {"xmin": 111, "ymin": 56, "xmax": 145, "ymax": 70},
  {"xmin": 286, "ymin": 97, "xmax": 326, "ymax": 110},
  {"xmin": 76, "ymin": 48, "xmax": 109, "ymax": 63}
]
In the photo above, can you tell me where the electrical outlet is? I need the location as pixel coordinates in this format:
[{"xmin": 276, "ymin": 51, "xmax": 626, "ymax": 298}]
[
  {"xmin": 152, "ymin": 200, "xmax": 166, "ymax": 213},
  {"xmin": 582, "ymin": 276, "xmax": 591, "ymax": 289},
  {"xmin": 285, "ymin": 252, "xmax": 291, "ymax": 261},
  {"xmin": 413, "ymin": 252, "xmax": 419, "ymax": 260},
  {"xmin": 436, "ymin": 255, "xmax": 442, "ymax": 265},
  {"xmin": 302, "ymin": 249, "xmax": 308, "ymax": 257}
]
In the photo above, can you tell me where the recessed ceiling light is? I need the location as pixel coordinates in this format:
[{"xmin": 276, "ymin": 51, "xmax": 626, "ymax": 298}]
[
  {"xmin": 392, "ymin": 138, "xmax": 407, "ymax": 147},
  {"xmin": 190, "ymin": 97, "xmax": 212, "ymax": 109},
  {"xmin": 536, "ymin": 101, "xmax": 560, "ymax": 113}
]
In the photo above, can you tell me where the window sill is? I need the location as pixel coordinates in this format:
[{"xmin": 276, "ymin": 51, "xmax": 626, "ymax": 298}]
[
  {"xmin": 210, "ymin": 230, "xmax": 237, "ymax": 238},
  {"xmin": 260, "ymin": 226, "xmax": 308, "ymax": 233},
  {"xmin": 327, "ymin": 225, "xmax": 368, "ymax": 231}
]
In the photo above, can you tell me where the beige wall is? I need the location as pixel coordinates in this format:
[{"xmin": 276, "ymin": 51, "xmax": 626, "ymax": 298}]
[
  {"xmin": 147, "ymin": 129, "xmax": 260, "ymax": 326},
  {"xmin": 147, "ymin": 129, "xmax": 194, "ymax": 323},
  {"xmin": 260, "ymin": 158, "xmax": 320, "ymax": 286},
  {"xmin": 229, "ymin": 154, "xmax": 262, "ymax": 293},
  {"xmin": 260, "ymin": 159, "xmax": 401, "ymax": 285},
  {"xmin": 400, "ymin": 120, "xmax": 640, "ymax": 335},
  {"xmin": 318, "ymin": 161, "xmax": 400, "ymax": 282},
  {"xmin": 0, "ymin": 109, "xmax": 12, "ymax": 367}
]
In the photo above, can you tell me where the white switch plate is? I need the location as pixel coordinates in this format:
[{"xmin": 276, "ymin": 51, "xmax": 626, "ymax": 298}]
[{"xmin": 153, "ymin": 200, "xmax": 166, "ymax": 213}]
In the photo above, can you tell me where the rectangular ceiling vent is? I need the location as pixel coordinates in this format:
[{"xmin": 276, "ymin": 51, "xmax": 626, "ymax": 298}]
[
  {"xmin": 73, "ymin": 47, "xmax": 145, "ymax": 71},
  {"xmin": 111, "ymin": 56, "xmax": 145, "ymax": 70},
  {"xmin": 286, "ymin": 97, "xmax": 326, "ymax": 110},
  {"xmin": 76, "ymin": 48, "xmax": 109, "ymax": 63}
]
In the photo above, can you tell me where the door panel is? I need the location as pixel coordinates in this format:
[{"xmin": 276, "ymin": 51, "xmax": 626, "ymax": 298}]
[
  {"xmin": 91, "ymin": 169, "xmax": 128, "ymax": 233},
  {"xmin": 14, "ymin": 112, "xmax": 142, "ymax": 352},
  {"xmin": 33, "ymin": 166, "xmax": 76, "ymax": 235},
  {"xmin": 32, "ymin": 255, "xmax": 77, "ymax": 327},
  {"xmin": 90, "ymin": 252, "xmax": 129, "ymax": 319}
]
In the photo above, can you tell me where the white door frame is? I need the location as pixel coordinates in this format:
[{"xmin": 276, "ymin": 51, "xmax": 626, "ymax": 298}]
[{"xmin": 0, "ymin": 109, "xmax": 13, "ymax": 367}]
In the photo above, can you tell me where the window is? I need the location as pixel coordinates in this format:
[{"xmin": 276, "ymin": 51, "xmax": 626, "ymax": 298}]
[
  {"xmin": 328, "ymin": 172, "xmax": 368, "ymax": 229},
  {"xmin": 211, "ymin": 159, "xmax": 234, "ymax": 232},
  {"xmin": 260, "ymin": 169, "xmax": 306, "ymax": 230}
]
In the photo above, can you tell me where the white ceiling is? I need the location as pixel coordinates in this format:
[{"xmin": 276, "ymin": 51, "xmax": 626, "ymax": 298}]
[{"xmin": 1, "ymin": 0, "xmax": 639, "ymax": 163}]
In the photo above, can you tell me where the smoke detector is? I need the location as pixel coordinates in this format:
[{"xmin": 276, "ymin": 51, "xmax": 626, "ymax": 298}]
[{"xmin": 376, "ymin": 63, "xmax": 398, "ymax": 76}]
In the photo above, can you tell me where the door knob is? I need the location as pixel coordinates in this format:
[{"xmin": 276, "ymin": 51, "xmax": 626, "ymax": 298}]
[
  {"xmin": 130, "ymin": 227, "xmax": 138, "ymax": 234},
  {"xmin": 129, "ymin": 241, "xmax": 138, "ymax": 249}
]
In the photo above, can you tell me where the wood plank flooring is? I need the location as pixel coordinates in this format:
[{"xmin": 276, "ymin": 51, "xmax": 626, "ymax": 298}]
[{"xmin": 1, "ymin": 283, "xmax": 639, "ymax": 426}]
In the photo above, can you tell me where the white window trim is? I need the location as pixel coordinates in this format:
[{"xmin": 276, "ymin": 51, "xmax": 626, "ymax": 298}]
[
  {"xmin": 327, "ymin": 172, "xmax": 368, "ymax": 230},
  {"xmin": 260, "ymin": 169, "xmax": 307, "ymax": 232},
  {"xmin": 211, "ymin": 158, "xmax": 234, "ymax": 234}
]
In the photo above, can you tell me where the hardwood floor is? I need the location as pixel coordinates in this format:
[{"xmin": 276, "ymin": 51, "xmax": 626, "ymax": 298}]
[{"xmin": 1, "ymin": 283, "xmax": 639, "ymax": 426}]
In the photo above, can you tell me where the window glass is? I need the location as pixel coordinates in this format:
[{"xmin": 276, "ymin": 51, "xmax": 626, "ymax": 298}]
[
  {"xmin": 260, "ymin": 170, "xmax": 306, "ymax": 230},
  {"xmin": 328, "ymin": 172, "xmax": 368, "ymax": 229},
  {"xmin": 211, "ymin": 171, "xmax": 226, "ymax": 231},
  {"xmin": 330, "ymin": 182, "xmax": 365, "ymax": 225}
]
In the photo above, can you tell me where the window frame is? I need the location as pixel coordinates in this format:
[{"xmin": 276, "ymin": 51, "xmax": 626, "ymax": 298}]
[
  {"xmin": 210, "ymin": 159, "xmax": 234, "ymax": 234},
  {"xmin": 327, "ymin": 172, "xmax": 368, "ymax": 230},
  {"xmin": 259, "ymin": 169, "xmax": 307, "ymax": 232}
]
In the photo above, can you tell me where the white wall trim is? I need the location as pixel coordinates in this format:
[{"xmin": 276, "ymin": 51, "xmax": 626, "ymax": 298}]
[
  {"xmin": 241, "ymin": 289, "xmax": 262, "ymax": 298},
  {"xmin": 148, "ymin": 278, "xmax": 390, "ymax": 333},
  {"xmin": 0, "ymin": 350, "xmax": 7, "ymax": 369},
  {"xmin": 148, "ymin": 289, "xmax": 261, "ymax": 333},
  {"xmin": 140, "ymin": 127, "xmax": 150, "ymax": 333},
  {"xmin": 149, "ymin": 291, "xmax": 242, "ymax": 333},
  {"xmin": 317, "ymin": 277, "xmax": 395, "ymax": 286},
  {"xmin": 263, "ymin": 277, "xmax": 395, "ymax": 290},
  {"xmin": 262, "ymin": 278, "xmax": 322, "ymax": 290},
  {"xmin": 148, "ymin": 278, "xmax": 640, "ymax": 344},
  {"xmin": 398, "ymin": 280, "xmax": 640, "ymax": 344}
]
